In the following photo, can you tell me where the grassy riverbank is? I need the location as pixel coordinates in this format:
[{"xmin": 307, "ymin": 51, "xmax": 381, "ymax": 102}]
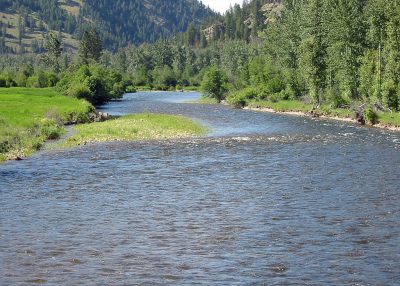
[
  {"xmin": 188, "ymin": 96, "xmax": 220, "ymax": 104},
  {"xmin": 64, "ymin": 113, "xmax": 206, "ymax": 147},
  {"xmin": 0, "ymin": 87, "xmax": 94, "ymax": 161}
]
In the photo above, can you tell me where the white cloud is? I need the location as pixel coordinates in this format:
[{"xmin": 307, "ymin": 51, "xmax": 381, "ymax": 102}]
[{"xmin": 201, "ymin": 0, "xmax": 243, "ymax": 14}]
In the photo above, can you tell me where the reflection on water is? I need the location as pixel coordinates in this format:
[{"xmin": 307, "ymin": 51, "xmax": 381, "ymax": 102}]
[{"xmin": 1, "ymin": 92, "xmax": 400, "ymax": 285}]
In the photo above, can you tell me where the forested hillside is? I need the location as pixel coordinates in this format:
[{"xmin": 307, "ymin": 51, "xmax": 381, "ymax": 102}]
[{"xmin": 0, "ymin": 0, "xmax": 215, "ymax": 53}]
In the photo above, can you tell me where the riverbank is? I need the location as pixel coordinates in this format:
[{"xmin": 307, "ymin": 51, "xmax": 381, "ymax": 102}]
[
  {"xmin": 238, "ymin": 99, "xmax": 400, "ymax": 132},
  {"xmin": 136, "ymin": 86, "xmax": 200, "ymax": 92},
  {"xmin": 0, "ymin": 87, "xmax": 94, "ymax": 161},
  {"xmin": 0, "ymin": 88, "xmax": 207, "ymax": 162}
]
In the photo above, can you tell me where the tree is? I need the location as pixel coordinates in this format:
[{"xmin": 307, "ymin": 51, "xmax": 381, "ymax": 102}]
[
  {"xmin": 299, "ymin": 0, "xmax": 327, "ymax": 105},
  {"xmin": 79, "ymin": 29, "xmax": 103, "ymax": 64},
  {"xmin": 43, "ymin": 32, "xmax": 62, "ymax": 72},
  {"xmin": 201, "ymin": 67, "xmax": 228, "ymax": 102}
]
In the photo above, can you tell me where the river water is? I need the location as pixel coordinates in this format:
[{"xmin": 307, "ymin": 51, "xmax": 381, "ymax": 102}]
[{"xmin": 1, "ymin": 92, "xmax": 400, "ymax": 285}]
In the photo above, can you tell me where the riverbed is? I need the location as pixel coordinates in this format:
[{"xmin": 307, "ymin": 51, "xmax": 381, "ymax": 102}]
[{"xmin": 1, "ymin": 92, "xmax": 399, "ymax": 285}]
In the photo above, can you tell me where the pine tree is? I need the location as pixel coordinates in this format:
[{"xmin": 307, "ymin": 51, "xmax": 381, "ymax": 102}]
[
  {"xmin": 79, "ymin": 29, "xmax": 103, "ymax": 64},
  {"xmin": 43, "ymin": 32, "xmax": 62, "ymax": 72}
]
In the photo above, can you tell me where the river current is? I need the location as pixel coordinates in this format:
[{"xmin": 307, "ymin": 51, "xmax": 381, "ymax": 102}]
[{"xmin": 1, "ymin": 92, "xmax": 399, "ymax": 285}]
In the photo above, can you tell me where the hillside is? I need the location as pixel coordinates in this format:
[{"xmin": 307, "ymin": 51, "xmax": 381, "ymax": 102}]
[{"xmin": 0, "ymin": 0, "xmax": 215, "ymax": 53}]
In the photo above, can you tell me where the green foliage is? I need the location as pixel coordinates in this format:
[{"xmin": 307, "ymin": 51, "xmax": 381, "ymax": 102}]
[
  {"xmin": 152, "ymin": 66, "xmax": 177, "ymax": 90},
  {"xmin": 43, "ymin": 32, "xmax": 62, "ymax": 72},
  {"xmin": 325, "ymin": 88, "xmax": 349, "ymax": 109},
  {"xmin": 227, "ymin": 87, "xmax": 257, "ymax": 107},
  {"xmin": 382, "ymin": 80, "xmax": 399, "ymax": 111},
  {"xmin": 79, "ymin": 29, "xmax": 103, "ymax": 64},
  {"xmin": 125, "ymin": 85, "xmax": 137, "ymax": 93},
  {"xmin": 365, "ymin": 107, "xmax": 379, "ymax": 125},
  {"xmin": 68, "ymin": 83, "xmax": 93, "ymax": 102},
  {"xmin": 201, "ymin": 67, "xmax": 228, "ymax": 102},
  {"xmin": 359, "ymin": 49, "xmax": 380, "ymax": 100},
  {"xmin": 57, "ymin": 64, "xmax": 125, "ymax": 105},
  {"xmin": 0, "ymin": 77, "xmax": 6, "ymax": 87}
]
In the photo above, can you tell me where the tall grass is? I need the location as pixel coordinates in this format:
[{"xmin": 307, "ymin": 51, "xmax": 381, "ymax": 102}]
[{"xmin": 64, "ymin": 113, "xmax": 206, "ymax": 147}]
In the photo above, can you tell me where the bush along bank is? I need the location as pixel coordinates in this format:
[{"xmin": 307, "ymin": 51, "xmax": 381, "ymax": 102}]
[{"xmin": 56, "ymin": 63, "xmax": 134, "ymax": 106}]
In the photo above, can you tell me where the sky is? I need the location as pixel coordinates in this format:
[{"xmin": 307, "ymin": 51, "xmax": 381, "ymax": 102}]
[{"xmin": 200, "ymin": 0, "xmax": 243, "ymax": 14}]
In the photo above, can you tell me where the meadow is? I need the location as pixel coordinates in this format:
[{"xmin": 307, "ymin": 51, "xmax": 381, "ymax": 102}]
[{"xmin": 0, "ymin": 87, "xmax": 93, "ymax": 160}]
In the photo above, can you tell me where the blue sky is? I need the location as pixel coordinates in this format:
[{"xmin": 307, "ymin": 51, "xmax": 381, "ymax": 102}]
[{"xmin": 201, "ymin": 0, "xmax": 243, "ymax": 13}]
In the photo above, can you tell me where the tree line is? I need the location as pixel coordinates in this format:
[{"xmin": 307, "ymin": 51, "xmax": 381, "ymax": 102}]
[
  {"xmin": 1, "ymin": 0, "xmax": 400, "ymax": 115},
  {"xmin": 176, "ymin": 0, "xmax": 400, "ymax": 113}
]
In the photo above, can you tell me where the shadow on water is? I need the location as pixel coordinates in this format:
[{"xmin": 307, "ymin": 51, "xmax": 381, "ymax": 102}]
[{"xmin": 1, "ymin": 92, "xmax": 400, "ymax": 285}]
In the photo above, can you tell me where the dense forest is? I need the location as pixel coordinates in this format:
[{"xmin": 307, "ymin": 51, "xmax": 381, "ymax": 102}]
[
  {"xmin": 1, "ymin": 0, "xmax": 400, "ymax": 119},
  {"xmin": 148, "ymin": 0, "xmax": 400, "ymax": 114},
  {"xmin": 0, "ymin": 0, "xmax": 215, "ymax": 52}
]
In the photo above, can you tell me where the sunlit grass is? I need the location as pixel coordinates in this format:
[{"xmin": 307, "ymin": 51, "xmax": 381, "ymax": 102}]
[
  {"xmin": 378, "ymin": 112, "xmax": 400, "ymax": 127},
  {"xmin": 0, "ymin": 88, "xmax": 93, "ymax": 128},
  {"xmin": 247, "ymin": 99, "xmax": 313, "ymax": 113},
  {"xmin": 0, "ymin": 87, "xmax": 93, "ymax": 161},
  {"xmin": 64, "ymin": 113, "xmax": 207, "ymax": 147}
]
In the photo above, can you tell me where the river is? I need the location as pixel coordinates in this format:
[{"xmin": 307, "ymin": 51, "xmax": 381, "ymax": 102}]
[{"xmin": 1, "ymin": 92, "xmax": 399, "ymax": 285}]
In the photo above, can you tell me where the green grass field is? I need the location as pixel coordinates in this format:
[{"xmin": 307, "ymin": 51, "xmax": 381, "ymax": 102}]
[
  {"xmin": 64, "ymin": 113, "xmax": 206, "ymax": 147},
  {"xmin": 0, "ymin": 87, "xmax": 93, "ymax": 161},
  {"xmin": 247, "ymin": 99, "xmax": 314, "ymax": 113},
  {"xmin": 378, "ymin": 112, "xmax": 400, "ymax": 127}
]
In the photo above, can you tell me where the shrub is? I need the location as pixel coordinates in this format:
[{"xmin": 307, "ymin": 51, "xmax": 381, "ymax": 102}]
[
  {"xmin": 227, "ymin": 88, "xmax": 259, "ymax": 107},
  {"xmin": 46, "ymin": 108, "xmax": 64, "ymax": 126},
  {"xmin": 269, "ymin": 92, "xmax": 286, "ymax": 103},
  {"xmin": 85, "ymin": 76, "xmax": 110, "ymax": 104},
  {"xmin": 37, "ymin": 70, "xmax": 48, "ymax": 88},
  {"xmin": 15, "ymin": 72, "xmax": 28, "ymax": 87},
  {"xmin": 201, "ymin": 67, "xmax": 229, "ymax": 102},
  {"xmin": 111, "ymin": 82, "xmax": 125, "ymax": 99},
  {"xmin": 41, "ymin": 124, "xmax": 63, "ymax": 140},
  {"xmin": 26, "ymin": 76, "xmax": 41, "ymax": 88},
  {"xmin": 0, "ymin": 77, "xmax": 6, "ymax": 87},
  {"xmin": 265, "ymin": 76, "xmax": 285, "ymax": 94},
  {"xmin": 365, "ymin": 107, "xmax": 379, "ymax": 125},
  {"xmin": 227, "ymin": 92, "xmax": 247, "ymax": 107},
  {"xmin": 326, "ymin": 88, "xmax": 349, "ymax": 108},
  {"xmin": 68, "ymin": 83, "xmax": 93, "ymax": 103},
  {"xmin": 382, "ymin": 80, "xmax": 399, "ymax": 111},
  {"xmin": 5, "ymin": 74, "xmax": 17, "ymax": 87},
  {"xmin": 46, "ymin": 72, "xmax": 59, "ymax": 87},
  {"xmin": 125, "ymin": 85, "xmax": 137, "ymax": 93}
]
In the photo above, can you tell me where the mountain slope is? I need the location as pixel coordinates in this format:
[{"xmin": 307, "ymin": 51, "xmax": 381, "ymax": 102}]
[{"xmin": 0, "ymin": 0, "xmax": 215, "ymax": 53}]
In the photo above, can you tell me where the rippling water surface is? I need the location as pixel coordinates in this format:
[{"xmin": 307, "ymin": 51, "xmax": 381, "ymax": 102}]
[{"xmin": 1, "ymin": 92, "xmax": 400, "ymax": 285}]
